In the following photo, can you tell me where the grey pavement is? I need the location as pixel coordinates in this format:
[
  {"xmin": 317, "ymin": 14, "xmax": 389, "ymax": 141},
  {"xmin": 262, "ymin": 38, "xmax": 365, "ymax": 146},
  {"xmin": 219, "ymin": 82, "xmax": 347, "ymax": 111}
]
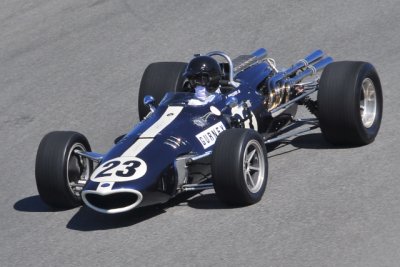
[{"xmin": 1, "ymin": 0, "xmax": 399, "ymax": 266}]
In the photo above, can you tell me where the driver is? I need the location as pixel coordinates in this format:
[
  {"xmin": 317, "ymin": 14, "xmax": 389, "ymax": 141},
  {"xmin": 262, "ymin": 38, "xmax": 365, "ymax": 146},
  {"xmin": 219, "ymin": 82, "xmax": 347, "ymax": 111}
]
[{"xmin": 184, "ymin": 55, "xmax": 222, "ymax": 103}]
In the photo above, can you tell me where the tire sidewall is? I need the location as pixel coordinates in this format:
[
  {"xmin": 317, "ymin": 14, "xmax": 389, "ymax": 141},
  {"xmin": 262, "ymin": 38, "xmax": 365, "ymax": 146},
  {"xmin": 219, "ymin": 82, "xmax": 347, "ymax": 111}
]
[
  {"xmin": 237, "ymin": 131, "xmax": 268, "ymax": 203},
  {"xmin": 352, "ymin": 64, "xmax": 383, "ymax": 143},
  {"xmin": 62, "ymin": 138, "xmax": 90, "ymax": 204}
]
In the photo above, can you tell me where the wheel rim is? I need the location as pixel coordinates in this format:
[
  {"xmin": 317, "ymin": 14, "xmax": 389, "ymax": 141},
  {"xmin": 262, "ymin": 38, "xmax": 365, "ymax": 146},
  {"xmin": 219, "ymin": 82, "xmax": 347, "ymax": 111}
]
[
  {"xmin": 67, "ymin": 143, "xmax": 90, "ymax": 197},
  {"xmin": 360, "ymin": 78, "xmax": 377, "ymax": 128},
  {"xmin": 243, "ymin": 140, "xmax": 265, "ymax": 193}
]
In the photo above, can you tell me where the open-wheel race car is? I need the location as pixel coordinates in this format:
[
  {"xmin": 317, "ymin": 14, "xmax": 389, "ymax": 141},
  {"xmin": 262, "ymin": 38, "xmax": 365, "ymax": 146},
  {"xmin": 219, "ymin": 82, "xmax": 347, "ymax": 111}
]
[{"xmin": 35, "ymin": 48, "xmax": 383, "ymax": 214}]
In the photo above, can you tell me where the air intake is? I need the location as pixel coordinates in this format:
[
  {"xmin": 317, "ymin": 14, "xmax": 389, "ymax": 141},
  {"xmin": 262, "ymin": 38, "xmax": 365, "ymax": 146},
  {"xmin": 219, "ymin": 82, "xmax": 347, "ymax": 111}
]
[{"xmin": 82, "ymin": 189, "xmax": 143, "ymax": 214}]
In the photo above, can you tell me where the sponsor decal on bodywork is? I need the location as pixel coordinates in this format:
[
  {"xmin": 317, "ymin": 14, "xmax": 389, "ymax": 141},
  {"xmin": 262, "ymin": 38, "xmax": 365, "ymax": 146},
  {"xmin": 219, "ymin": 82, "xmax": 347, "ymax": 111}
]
[{"xmin": 196, "ymin": 121, "xmax": 226, "ymax": 149}]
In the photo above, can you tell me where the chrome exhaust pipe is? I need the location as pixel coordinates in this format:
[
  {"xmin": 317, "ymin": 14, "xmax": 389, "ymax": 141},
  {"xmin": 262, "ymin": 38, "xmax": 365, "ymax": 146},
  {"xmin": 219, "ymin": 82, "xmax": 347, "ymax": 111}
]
[
  {"xmin": 268, "ymin": 56, "xmax": 334, "ymax": 117},
  {"xmin": 269, "ymin": 50, "xmax": 325, "ymax": 88},
  {"xmin": 288, "ymin": 56, "xmax": 333, "ymax": 85},
  {"xmin": 284, "ymin": 49, "xmax": 324, "ymax": 76},
  {"xmin": 251, "ymin": 48, "xmax": 267, "ymax": 59}
]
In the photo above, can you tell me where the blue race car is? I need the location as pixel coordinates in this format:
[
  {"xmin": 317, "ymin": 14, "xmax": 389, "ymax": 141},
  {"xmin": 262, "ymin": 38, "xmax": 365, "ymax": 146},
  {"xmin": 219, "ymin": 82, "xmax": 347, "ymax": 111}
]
[{"xmin": 35, "ymin": 48, "xmax": 383, "ymax": 214}]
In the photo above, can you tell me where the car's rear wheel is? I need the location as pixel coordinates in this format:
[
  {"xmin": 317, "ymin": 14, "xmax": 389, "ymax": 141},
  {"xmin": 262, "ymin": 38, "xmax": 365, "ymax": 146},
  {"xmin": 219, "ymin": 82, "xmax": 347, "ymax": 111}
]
[
  {"xmin": 35, "ymin": 131, "xmax": 92, "ymax": 209},
  {"xmin": 318, "ymin": 61, "xmax": 383, "ymax": 146},
  {"xmin": 212, "ymin": 128, "xmax": 268, "ymax": 206},
  {"xmin": 138, "ymin": 62, "xmax": 187, "ymax": 120}
]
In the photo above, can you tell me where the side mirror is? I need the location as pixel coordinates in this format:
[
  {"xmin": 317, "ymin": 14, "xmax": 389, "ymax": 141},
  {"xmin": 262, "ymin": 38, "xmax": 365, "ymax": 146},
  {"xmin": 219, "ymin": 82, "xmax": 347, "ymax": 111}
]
[
  {"xmin": 143, "ymin": 95, "xmax": 156, "ymax": 112},
  {"xmin": 225, "ymin": 96, "xmax": 238, "ymax": 108}
]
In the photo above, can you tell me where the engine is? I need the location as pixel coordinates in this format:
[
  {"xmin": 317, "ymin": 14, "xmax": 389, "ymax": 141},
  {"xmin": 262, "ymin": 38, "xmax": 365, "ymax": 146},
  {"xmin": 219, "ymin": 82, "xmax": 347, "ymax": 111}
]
[{"xmin": 265, "ymin": 82, "xmax": 291, "ymax": 111}]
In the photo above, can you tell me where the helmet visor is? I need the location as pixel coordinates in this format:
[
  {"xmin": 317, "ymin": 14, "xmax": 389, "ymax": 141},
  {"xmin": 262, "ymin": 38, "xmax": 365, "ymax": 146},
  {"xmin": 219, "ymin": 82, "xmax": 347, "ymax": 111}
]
[{"xmin": 188, "ymin": 72, "xmax": 211, "ymax": 87}]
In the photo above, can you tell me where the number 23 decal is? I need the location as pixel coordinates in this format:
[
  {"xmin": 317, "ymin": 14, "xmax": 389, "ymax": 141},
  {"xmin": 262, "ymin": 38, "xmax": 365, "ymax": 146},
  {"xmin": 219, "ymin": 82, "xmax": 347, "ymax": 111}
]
[{"xmin": 90, "ymin": 157, "xmax": 147, "ymax": 182}]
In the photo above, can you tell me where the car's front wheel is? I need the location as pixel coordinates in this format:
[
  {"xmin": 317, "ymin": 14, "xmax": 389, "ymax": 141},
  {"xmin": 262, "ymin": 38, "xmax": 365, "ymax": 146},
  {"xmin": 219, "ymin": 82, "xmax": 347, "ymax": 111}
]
[
  {"xmin": 212, "ymin": 128, "xmax": 268, "ymax": 206},
  {"xmin": 35, "ymin": 131, "xmax": 92, "ymax": 209}
]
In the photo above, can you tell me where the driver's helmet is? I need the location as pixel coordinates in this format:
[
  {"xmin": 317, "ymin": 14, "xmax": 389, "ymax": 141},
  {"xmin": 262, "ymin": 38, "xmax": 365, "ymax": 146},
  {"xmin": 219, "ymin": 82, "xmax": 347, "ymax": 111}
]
[{"xmin": 184, "ymin": 56, "xmax": 222, "ymax": 92}]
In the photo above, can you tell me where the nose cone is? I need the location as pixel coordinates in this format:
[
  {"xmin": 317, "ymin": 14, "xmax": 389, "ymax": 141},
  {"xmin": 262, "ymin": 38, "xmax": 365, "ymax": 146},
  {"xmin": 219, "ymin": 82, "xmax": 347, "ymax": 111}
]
[
  {"xmin": 81, "ymin": 106, "xmax": 196, "ymax": 214},
  {"xmin": 82, "ymin": 186, "xmax": 143, "ymax": 214},
  {"xmin": 81, "ymin": 149, "xmax": 180, "ymax": 214},
  {"xmin": 80, "ymin": 155, "xmax": 148, "ymax": 214}
]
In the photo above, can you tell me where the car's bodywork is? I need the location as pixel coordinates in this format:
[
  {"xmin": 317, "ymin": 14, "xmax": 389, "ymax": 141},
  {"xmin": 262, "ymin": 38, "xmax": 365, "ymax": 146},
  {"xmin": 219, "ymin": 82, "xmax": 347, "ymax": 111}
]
[{"xmin": 77, "ymin": 48, "xmax": 332, "ymax": 214}]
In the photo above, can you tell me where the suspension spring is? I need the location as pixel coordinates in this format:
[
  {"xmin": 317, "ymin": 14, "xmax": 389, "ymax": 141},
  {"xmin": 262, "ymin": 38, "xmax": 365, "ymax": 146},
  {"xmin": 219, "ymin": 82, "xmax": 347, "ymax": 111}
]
[{"xmin": 303, "ymin": 96, "xmax": 319, "ymax": 117}]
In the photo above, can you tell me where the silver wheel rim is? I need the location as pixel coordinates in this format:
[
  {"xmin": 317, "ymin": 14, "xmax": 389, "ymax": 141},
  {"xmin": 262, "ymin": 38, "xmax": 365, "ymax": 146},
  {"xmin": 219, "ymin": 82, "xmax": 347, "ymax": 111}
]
[
  {"xmin": 360, "ymin": 78, "xmax": 377, "ymax": 128},
  {"xmin": 243, "ymin": 140, "xmax": 265, "ymax": 193},
  {"xmin": 67, "ymin": 143, "xmax": 90, "ymax": 197}
]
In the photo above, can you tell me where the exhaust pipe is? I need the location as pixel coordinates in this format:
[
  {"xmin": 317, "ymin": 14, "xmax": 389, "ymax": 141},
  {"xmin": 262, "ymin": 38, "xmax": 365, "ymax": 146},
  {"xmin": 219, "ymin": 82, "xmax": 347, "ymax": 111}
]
[
  {"xmin": 284, "ymin": 49, "xmax": 324, "ymax": 76},
  {"xmin": 251, "ymin": 48, "xmax": 268, "ymax": 59},
  {"xmin": 288, "ymin": 56, "xmax": 333, "ymax": 85},
  {"xmin": 269, "ymin": 50, "xmax": 325, "ymax": 89}
]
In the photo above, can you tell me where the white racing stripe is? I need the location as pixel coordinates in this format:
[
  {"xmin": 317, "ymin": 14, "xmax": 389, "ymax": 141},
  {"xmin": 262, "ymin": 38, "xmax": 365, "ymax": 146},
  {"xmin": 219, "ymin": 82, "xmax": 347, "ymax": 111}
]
[
  {"xmin": 122, "ymin": 106, "xmax": 184, "ymax": 157},
  {"xmin": 122, "ymin": 139, "xmax": 153, "ymax": 157},
  {"xmin": 140, "ymin": 106, "xmax": 184, "ymax": 138}
]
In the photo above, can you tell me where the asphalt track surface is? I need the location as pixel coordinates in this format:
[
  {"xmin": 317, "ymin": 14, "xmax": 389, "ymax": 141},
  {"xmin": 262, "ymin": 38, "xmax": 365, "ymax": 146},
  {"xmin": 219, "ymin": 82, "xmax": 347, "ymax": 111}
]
[{"xmin": 1, "ymin": 1, "xmax": 400, "ymax": 266}]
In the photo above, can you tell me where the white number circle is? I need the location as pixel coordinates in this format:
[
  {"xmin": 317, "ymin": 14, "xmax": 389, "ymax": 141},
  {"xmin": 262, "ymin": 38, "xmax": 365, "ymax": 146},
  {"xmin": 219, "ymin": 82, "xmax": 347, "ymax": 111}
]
[{"xmin": 90, "ymin": 157, "xmax": 147, "ymax": 182}]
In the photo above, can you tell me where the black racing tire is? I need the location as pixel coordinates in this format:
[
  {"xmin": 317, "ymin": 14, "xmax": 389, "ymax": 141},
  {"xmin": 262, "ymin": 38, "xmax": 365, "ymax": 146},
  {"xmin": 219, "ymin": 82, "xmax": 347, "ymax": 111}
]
[
  {"xmin": 212, "ymin": 128, "xmax": 268, "ymax": 206},
  {"xmin": 138, "ymin": 62, "xmax": 187, "ymax": 120},
  {"xmin": 35, "ymin": 131, "xmax": 92, "ymax": 209},
  {"xmin": 318, "ymin": 61, "xmax": 383, "ymax": 146}
]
